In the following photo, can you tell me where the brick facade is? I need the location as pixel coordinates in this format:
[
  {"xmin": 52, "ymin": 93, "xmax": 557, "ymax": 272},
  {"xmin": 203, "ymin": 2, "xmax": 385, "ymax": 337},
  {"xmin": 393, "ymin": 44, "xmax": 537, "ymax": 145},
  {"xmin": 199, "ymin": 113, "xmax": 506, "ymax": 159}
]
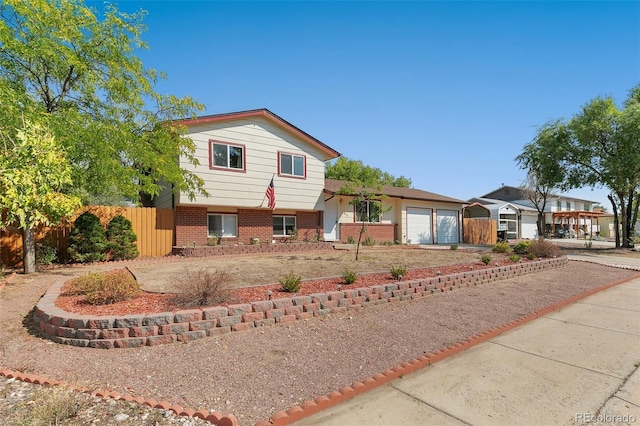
[
  {"xmin": 296, "ymin": 211, "xmax": 322, "ymax": 242},
  {"xmin": 339, "ymin": 223, "xmax": 397, "ymax": 244},
  {"xmin": 175, "ymin": 206, "xmax": 208, "ymax": 246},
  {"xmin": 238, "ymin": 209, "xmax": 273, "ymax": 244}
]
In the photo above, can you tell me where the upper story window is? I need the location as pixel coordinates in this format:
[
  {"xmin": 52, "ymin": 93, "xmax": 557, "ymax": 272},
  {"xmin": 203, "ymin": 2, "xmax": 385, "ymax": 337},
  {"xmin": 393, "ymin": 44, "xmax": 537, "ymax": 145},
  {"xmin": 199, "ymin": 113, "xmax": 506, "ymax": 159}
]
[
  {"xmin": 566, "ymin": 201, "xmax": 572, "ymax": 210},
  {"xmin": 210, "ymin": 140, "xmax": 245, "ymax": 171},
  {"xmin": 356, "ymin": 200, "xmax": 381, "ymax": 223},
  {"xmin": 584, "ymin": 204, "xmax": 590, "ymax": 211},
  {"xmin": 279, "ymin": 152, "xmax": 306, "ymax": 178},
  {"xmin": 557, "ymin": 200, "xmax": 562, "ymax": 210}
]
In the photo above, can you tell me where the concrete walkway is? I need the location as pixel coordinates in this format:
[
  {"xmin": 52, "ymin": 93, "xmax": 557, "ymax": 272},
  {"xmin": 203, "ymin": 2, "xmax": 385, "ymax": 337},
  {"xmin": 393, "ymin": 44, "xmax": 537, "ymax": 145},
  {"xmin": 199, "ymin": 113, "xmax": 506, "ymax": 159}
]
[{"xmin": 295, "ymin": 256, "xmax": 640, "ymax": 425}]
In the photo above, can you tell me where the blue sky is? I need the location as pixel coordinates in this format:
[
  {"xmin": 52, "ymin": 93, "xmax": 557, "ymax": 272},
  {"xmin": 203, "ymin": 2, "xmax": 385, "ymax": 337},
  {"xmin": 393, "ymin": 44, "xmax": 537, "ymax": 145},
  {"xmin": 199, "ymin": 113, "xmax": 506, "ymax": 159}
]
[{"xmin": 96, "ymin": 1, "xmax": 638, "ymax": 207}]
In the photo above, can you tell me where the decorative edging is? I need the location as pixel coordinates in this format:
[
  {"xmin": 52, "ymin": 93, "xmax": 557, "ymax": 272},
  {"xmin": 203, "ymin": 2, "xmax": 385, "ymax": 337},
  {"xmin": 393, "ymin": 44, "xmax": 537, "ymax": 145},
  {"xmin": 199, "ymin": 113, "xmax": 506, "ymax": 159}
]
[
  {"xmin": 0, "ymin": 272, "xmax": 17, "ymax": 292},
  {"xmin": 255, "ymin": 270, "xmax": 640, "ymax": 426},
  {"xmin": 0, "ymin": 368, "xmax": 238, "ymax": 426},
  {"xmin": 33, "ymin": 258, "xmax": 568, "ymax": 349}
]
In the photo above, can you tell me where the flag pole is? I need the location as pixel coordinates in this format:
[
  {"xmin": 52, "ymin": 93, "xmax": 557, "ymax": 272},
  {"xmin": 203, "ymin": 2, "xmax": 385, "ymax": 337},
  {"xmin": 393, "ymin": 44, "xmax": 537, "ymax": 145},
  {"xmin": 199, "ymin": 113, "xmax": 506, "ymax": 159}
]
[{"xmin": 259, "ymin": 173, "xmax": 276, "ymax": 208}]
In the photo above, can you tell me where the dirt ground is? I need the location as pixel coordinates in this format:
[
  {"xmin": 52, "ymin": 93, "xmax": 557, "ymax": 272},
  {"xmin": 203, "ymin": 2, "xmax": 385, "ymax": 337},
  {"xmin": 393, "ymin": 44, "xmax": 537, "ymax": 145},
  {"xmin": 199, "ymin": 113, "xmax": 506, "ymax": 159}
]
[{"xmin": 128, "ymin": 246, "xmax": 498, "ymax": 293}]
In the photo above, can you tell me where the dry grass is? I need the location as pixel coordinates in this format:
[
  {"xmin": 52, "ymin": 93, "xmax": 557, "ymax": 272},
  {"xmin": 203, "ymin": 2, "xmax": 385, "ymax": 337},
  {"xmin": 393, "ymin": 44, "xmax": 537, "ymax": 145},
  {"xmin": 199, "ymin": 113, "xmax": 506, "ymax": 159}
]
[{"xmin": 170, "ymin": 268, "xmax": 234, "ymax": 307}]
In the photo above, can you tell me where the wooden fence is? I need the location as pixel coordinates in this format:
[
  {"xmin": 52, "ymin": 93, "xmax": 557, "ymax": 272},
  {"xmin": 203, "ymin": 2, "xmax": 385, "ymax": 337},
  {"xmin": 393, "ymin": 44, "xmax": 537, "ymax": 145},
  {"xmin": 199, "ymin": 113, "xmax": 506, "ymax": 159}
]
[
  {"xmin": 1, "ymin": 206, "xmax": 174, "ymax": 267},
  {"xmin": 463, "ymin": 218, "xmax": 497, "ymax": 245}
]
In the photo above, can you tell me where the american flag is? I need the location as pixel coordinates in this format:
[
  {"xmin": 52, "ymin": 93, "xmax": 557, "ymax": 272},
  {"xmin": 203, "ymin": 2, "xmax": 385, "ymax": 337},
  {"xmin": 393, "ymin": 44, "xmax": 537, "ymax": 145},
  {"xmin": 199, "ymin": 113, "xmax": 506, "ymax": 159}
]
[{"xmin": 266, "ymin": 177, "xmax": 276, "ymax": 209}]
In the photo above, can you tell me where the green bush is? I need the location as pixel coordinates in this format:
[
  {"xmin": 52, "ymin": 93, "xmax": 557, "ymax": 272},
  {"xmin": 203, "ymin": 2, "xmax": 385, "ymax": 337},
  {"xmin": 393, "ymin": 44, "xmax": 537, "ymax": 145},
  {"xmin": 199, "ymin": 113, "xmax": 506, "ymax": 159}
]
[
  {"xmin": 450, "ymin": 244, "xmax": 458, "ymax": 250},
  {"xmin": 280, "ymin": 271, "xmax": 302, "ymax": 293},
  {"xmin": 68, "ymin": 212, "xmax": 108, "ymax": 263},
  {"xmin": 67, "ymin": 270, "xmax": 141, "ymax": 305},
  {"xmin": 527, "ymin": 253, "xmax": 536, "ymax": 260},
  {"xmin": 509, "ymin": 254, "xmax": 521, "ymax": 263},
  {"xmin": 529, "ymin": 239, "xmax": 562, "ymax": 258},
  {"xmin": 36, "ymin": 240, "xmax": 58, "ymax": 265},
  {"xmin": 346, "ymin": 236, "xmax": 355, "ymax": 244},
  {"xmin": 362, "ymin": 236, "xmax": 376, "ymax": 246},
  {"xmin": 390, "ymin": 265, "xmax": 407, "ymax": 280},
  {"xmin": 480, "ymin": 254, "xmax": 492, "ymax": 265},
  {"xmin": 491, "ymin": 242, "xmax": 510, "ymax": 253},
  {"xmin": 106, "ymin": 215, "xmax": 139, "ymax": 261},
  {"xmin": 171, "ymin": 268, "xmax": 232, "ymax": 307},
  {"xmin": 342, "ymin": 269, "xmax": 358, "ymax": 284},
  {"xmin": 512, "ymin": 240, "xmax": 532, "ymax": 255}
]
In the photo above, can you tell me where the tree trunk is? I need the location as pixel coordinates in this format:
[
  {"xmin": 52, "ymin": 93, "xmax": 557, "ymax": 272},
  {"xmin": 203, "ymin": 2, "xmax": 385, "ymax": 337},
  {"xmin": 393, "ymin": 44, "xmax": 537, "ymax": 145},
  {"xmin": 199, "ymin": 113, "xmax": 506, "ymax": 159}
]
[
  {"xmin": 22, "ymin": 226, "xmax": 36, "ymax": 274},
  {"xmin": 608, "ymin": 194, "xmax": 620, "ymax": 248},
  {"xmin": 537, "ymin": 212, "xmax": 545, "ymax": 238},
  {"xmin": 355, "ymin": 224, "xmax": 365, "ymax": 261}
]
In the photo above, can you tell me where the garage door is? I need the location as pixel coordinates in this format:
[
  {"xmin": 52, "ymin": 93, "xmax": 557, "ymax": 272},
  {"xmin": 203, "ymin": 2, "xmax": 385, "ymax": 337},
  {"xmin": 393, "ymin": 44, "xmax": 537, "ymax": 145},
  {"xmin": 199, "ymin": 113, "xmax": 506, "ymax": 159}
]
[
  {"xmin": 520, "ymin": 214, "xmax": 538, "ymax": 239},
  {"xmin": 437, "ymin": 210, "xmax": 459, "ymax": 244},
  {"xmin": 407, "ymin": 208, "xmax": 432, "ymax": 244}
]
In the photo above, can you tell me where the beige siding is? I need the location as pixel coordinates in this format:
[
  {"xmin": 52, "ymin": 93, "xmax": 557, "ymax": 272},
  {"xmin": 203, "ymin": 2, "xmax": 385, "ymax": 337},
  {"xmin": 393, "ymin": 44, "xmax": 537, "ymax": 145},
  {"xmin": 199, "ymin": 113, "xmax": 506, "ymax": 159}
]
[
  {"xmin": 153, "ymin": 181, "xmax": 173, "ymax": 209},
  {"xmin": 177, "ymin": 117, "xmax": 326, "ymax": 211}
]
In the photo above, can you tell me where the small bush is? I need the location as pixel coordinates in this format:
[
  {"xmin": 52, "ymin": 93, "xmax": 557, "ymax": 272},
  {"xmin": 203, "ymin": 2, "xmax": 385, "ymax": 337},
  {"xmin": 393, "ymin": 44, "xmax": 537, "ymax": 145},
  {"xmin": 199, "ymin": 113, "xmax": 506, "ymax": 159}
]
[
  {"xmin": 207, "ymin": 236, "xmax": 218, "ymax": 246},
  {"xmin": 346, "ymin": 236, "xmax": 355, "ymax": 244},
  {"xmin": 390, "ymin": 265, "xmax": 407, "ymax": 280},
  {"xmin": 171, "ymin": 268, "xmax": 232, "ymax": 307},
  {"xmin": 527, "ymin": 253, "xmax": 536, "ymax": 260},
  {"xmin": 480, "ymin": 254, "xmax": 492, "ymax": 265},
  {"xmin": 529, "ymin": 239, "xmax": 562, "ymax": 258},
  {"xmin": 280, "ymin": 270, "xmax": 302, "ymax": 293},
  {"xmin": 512, "ymin": 240, "xmax": 532, "ymax": 255},
  {"xmin": 67, "ymin": 270, "xmax": 141, "ymax": 305},
  {"xmin": 106, "ymin": 215, "xmax": 139, "ymax": 261},
  {"xmin": 342, "ymin": 269, "xmax": 358, "ymax": 284},
  {"xmin": 509, "ymin": 254, "xmax": 521, "ymax": 263},
  {"xmin": 362, "ymin": 236, "xmax": 376, "ymax": 246},
  {"xmin": 491, "ymin": 242, "xmax": 510, "ymax": 253},
  {"xmin": 11, "ymin": 387, "xmax": 87, "ymax": 425},
  {"xmin": 450, "ymin": 244, "xmax": 458, "ymax": 250},
  {"xmin": 68, "ymin": 211, "xmax": 108, "ymax": 263},
  {"xmin": 382, "ymin": 240, "xmax": 393, "ymax": 246},
  {"xmin": 36, "ymin": 240, "xmax": 58, "ymax": 265}
]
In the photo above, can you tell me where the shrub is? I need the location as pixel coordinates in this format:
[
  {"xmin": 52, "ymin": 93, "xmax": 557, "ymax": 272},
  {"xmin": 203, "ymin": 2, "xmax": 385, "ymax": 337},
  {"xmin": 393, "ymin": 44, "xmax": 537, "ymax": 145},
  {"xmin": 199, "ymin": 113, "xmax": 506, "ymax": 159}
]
[
  {"xmin": 390, "ymin": 265, "xmax": 407, "ymax": 280},
  {"xmin": 280, "ymin": 271, "xmax": 302, "ymax": 292},
  {"xmin": 529, "ymin": 239, "xmax": 562, "ymax": 258},
  {"xmin": 527, "ymin": 253, "xmax": 536, "ymax": 260},
  {"xmin": 342, "ymin": 269, "xmax": 358, "ymax": 284},
  {"xmin": 68, "ymin": 212, "xmax": 108, "ymax": 263},
  {"xmin": 362, "ymin": 236, "xmax": 376, "ymax": 246},
  {"xmin": 450, "ymin": 244, "xmax": 458, "ymax": 250},
  {"xmin": 171, "ymin": 268, "xmax": 232, "ymax": 307},
  {"xmin": 207, "ymin": 236, "xmax": 218, "ymax": 246},
  {"xmin": 36, "ymin": 240, "xmax": 58, "ymax": 265},
  {"xmin": 491, "ymin": 242, "xmax": 510, "ymax": 253},
  {"xmin": 509, "ymin": 254, "xmax": 521, "ymax": 263},
  {"xmin": 346, "ymin": 236, "xmax": 355, "ymax": 244},
  {"xmin": 512, "ymin": 240, "xmax": 532, "ymax": 255},
  {"xmin": 480, "ymin": 254, "xmax": 492, "ymax": 265},
  {"xmin": 382, "ymin": 240, "xmax": 393, "ymax": 246},
  {"xmin": 106, "ymin": 215, "xmax": 139, "ymax": 261},
  {"xmin": 67, "ymin": 270, "xmax": 141, "ymax": 305}
]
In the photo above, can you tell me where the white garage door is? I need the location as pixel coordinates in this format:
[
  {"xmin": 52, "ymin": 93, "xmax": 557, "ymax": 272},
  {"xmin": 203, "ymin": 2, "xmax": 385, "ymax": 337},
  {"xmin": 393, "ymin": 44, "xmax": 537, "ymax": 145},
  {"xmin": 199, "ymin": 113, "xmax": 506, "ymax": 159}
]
[
  {"xmin": 520, "ymin": 214, "xmax": 538, "ymax": 239},
  {"xmin": 437, "ymin": 210, "xmax": 459, "ymax": 244},
  {"xmin": 406, "ymin": 208, "xmax": 432, "ymax": 244}
]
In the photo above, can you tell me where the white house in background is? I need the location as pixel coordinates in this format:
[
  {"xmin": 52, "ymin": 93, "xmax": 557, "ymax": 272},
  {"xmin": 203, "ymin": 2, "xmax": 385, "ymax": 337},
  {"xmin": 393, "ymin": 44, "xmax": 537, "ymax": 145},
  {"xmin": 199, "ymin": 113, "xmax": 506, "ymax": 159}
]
[
  {"xmin": 467, "ymin": 197, "xmax": 539, "ymax": 240},
  {"xmin": 153, "ymin": 109, "xmax": 341, "ymax": 246},
  {"xmin": 324, "ymin": 179, "xmax": 466, "ymax": 245}
]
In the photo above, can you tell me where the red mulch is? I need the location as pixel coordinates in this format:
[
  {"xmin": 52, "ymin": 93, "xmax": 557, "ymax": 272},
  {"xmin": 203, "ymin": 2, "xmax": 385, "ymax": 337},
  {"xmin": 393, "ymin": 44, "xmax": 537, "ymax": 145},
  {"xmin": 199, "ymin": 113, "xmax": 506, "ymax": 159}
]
[{"xmin": 55, "ymin": 260, "xmax": 520, "ymax": 316}]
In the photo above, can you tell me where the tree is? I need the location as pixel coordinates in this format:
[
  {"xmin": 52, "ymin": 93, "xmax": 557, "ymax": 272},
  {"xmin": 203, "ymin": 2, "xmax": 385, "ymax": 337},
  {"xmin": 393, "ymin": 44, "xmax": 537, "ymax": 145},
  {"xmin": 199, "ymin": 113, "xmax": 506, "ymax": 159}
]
[
  {"xmin": 516, "ymin": 85, "xmax": 640, "ymax": 248},
  {"xmin": 0, "ymin": 0, "xmax": 207, "ymax": 205},
  {"xmin": 106, "ymin": 215, "xmax": 139, "ymax": 261},
  {"xmin": 68, "ymin": 211, "xmax": 108, "ymax": 263},
  {"xmin": 326, "ymin": 157, "xmax": 412, "ymax": 188},
  {"xmin": 0, "ymin": 120, "xmax": 82, "ymax": 273}
]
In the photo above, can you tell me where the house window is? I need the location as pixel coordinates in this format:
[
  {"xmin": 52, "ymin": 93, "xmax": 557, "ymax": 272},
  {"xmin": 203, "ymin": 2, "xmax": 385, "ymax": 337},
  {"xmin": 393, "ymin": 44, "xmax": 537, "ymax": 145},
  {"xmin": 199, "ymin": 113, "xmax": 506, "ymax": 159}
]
[
  {"xmin": 557, "ymin": 201, "xmax": 562, "ymax": 210},
  {"xmin": 208, "ymin": 214, "xmax": 237, "ymax": 237},
  {"xmin": 356, "ymin": 200, "xmax": 381, "ymax": 223},
  {"xmin": 210, "ymin": 141, "xmax": 244, "ymax": 171},
  {"xmin": 279, "ymin": 152, "xmax": 305, "ymax": 177},
  {"xmin": 584, "ymin": 204, "xmax": 590, "ymax": 211},
  {"xmin": 566, "ymin": 201, "xmax": 571, "ymax": 210},
  {"xmin": 273, "ymin": 215, "xmax": 296, "ymax": 236}
]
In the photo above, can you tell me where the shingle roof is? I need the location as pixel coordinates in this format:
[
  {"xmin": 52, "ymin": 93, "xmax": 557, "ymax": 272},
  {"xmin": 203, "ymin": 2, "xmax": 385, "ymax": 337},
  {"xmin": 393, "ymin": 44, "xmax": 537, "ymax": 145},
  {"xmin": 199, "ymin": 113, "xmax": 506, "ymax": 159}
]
[{"xmin": 324, "ymin": 179, "xmax": 466, "ymax": 204}]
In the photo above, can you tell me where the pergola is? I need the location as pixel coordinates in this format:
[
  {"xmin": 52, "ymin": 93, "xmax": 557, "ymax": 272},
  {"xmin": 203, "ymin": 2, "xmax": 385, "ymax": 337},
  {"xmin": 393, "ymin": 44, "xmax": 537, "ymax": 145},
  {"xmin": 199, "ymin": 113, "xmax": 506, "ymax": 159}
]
[{"xmin": 551, "ymin": 211, "xmax": 603, "ymax": 239}]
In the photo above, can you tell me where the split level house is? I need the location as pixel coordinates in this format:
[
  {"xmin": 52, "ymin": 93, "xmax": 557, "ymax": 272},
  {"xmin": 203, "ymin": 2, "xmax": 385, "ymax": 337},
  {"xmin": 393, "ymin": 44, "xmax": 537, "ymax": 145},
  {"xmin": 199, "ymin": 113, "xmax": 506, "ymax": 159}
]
[
  {"xmin": 153, "ymin": 108, "xmax": 466, "ymax": 246},
  {"xmin": 469, "ymin": 185, "xmax": 602, "ymax": 240}
]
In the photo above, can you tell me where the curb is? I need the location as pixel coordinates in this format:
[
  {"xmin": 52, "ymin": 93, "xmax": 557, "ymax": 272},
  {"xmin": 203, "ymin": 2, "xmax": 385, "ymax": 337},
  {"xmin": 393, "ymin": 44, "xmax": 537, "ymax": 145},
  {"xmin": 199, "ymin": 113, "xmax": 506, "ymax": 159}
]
[
  {"xmin": 255, "ymin": 269, "xmax": 640, "ymax": 426},
  {"xmin": 0, "ymin": 271, "xmax": 17, "ymax": 292}
]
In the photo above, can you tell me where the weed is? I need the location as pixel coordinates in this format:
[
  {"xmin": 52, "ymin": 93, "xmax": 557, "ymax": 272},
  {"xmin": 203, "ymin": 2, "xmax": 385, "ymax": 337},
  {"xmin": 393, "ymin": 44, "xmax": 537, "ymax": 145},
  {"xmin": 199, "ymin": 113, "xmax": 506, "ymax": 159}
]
[
  {"xmin": 346, "ymin": 236, "xmax": 355, "ymax": 244},
  {"xmin": 207, "ymin": 236, "xmax": 218, "ymax": 246},
  {"xmin": 450, "ymin": 244, "xmax": 458, "ymax": 250},
  {"xmin": 171, "ymin": 268, "xmax": 233, "ymax": 307},
  {"xmin": 342, "ymin": 269, "xmax": 358, "ymax": 284},
  {"xmin": 11, "ymin": 387, "xmax": 87, "ymax": 425},
  {"xmin": 480, "ymin": 254, "xmax": 492, "ymax": 265},
  {"xmin": 390, "ymin": 265, "xmax": 407, "ymax": 280},
  {"xmin": 66, "ymin": 270, "xmax": 141, "ymax": 305},
  {"xmin": 509, "ymin": 254, "xmax": 521, "ymax": 263},
  {"xmin": 491, "ymin": 242, "xmax": 510, "ymax": 253},
  {"xmin": 363, "ymin": 236, "xmax": 376, "ymax": 246},
  {"xmin": 527, "ymin": 253, "xmax": 536, "ymax": 260},
  {"xmin": 529, "ymin": 239, "xmax": 562, "ymax": 258},
  {"xmin": 280, "ymin": 271, "xmax": 302, "ymax": 292},
  {"xmin": 584, "ymin": 240, "xmax": 593, "ymax": 249}
]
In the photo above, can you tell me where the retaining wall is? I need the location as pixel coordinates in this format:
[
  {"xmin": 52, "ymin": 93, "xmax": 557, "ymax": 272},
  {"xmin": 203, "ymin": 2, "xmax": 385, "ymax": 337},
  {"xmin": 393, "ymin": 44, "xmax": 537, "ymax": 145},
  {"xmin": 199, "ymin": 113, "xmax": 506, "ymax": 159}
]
[
  {"xmin": 172, "ymin": 242, "xmax": 334, "ymax": 257},
  {"xmin": 34, "ymin": 257, "xmax": 568, "ymax": 349}
]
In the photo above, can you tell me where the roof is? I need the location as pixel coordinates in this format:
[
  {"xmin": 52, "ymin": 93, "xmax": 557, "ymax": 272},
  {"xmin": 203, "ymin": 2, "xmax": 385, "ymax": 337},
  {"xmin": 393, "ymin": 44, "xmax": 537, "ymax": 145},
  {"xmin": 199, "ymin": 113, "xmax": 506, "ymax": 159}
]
[
  {"xmin": 480, "ymin": 185, "xmax": 599, "ymax": 204},
  {"xmin": 324, "ymin": 179, "xmax": 466, "ymax": 204},
  {"xmin": 468, "ymin": 197, "xmax": 539, "ymax": 213},
  {"xmin": 175, "ymin": 109, "xmax": 341, "ymax": 160}
]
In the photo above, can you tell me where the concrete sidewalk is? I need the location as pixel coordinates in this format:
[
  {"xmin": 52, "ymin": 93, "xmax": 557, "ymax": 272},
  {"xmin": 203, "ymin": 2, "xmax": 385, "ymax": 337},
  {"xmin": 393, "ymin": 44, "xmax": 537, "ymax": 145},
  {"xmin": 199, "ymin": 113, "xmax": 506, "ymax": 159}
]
[{"xmin": 295, "ymin": 259, "xmax": 640, "ymax": 425}]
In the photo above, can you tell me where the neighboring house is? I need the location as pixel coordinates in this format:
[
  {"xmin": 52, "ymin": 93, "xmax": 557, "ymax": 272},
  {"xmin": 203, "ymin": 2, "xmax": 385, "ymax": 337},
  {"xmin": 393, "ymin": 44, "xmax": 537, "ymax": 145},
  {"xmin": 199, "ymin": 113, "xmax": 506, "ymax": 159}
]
[
  {"xmin": 323, "ymin": 179, "xmax": 466, "ymax": 245},
  {"xmin": 475, "ymin": 185, "xmax": 601, "ymax": 239},
  {"xmin": 153, "ymin": 109, "xmax": 340, "ymax": 246},
  {"xmin": 467, "ymin": 197, "xmax": 539, "ymax": 240}
]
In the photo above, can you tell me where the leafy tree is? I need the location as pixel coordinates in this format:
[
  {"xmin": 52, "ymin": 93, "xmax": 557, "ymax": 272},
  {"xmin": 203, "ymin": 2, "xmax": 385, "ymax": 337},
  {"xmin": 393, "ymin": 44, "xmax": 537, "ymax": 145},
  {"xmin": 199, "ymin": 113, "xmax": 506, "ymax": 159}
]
[
  {"xmin": 68, "ymin": 211, "xmax": 108, "ymax": 263},
  {"xmin": 0, "ymin": 120, "xmax": 81, "ymax": 273},
  {"xmin": 106, "ymin": 215, "xmax": 139, "ymax": 261},
  {"xmin": 326, "ymin": 157, "xmax": 412, "ymax": 188},
  {"xmin": 0, "ymin": 0, "xmax": 208, "ymax": 205},
  {"xmin": 516, "ymin": 85, "xmax": 640, "ymax": 248}
]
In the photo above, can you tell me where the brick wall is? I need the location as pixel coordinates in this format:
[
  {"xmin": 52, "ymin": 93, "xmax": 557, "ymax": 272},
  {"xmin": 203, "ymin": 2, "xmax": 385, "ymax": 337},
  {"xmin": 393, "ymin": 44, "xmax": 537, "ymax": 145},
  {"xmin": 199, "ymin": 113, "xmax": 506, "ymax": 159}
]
[
  {"xmin": 175, "ymin": 206, "xmax": 208, "ymax": 247},
  {"xmin": 238, "ymin": 209, "xmax": 272, "ymax": 245},
  {"xmin": 296, "ymin": 211, "xmax": 322, "ymax": 242},
  {"xmin": 340, "ymin": 223, "xmax": 397, "ymax": 244}
]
